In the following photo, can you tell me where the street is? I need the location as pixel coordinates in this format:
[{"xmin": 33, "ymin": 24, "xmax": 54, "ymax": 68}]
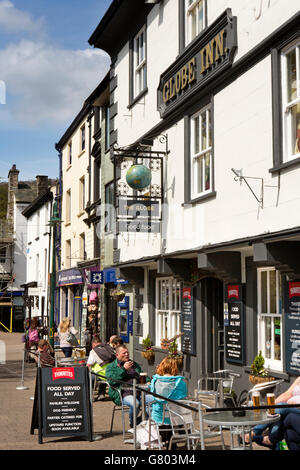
[{"xmin": 0, "ymin": 331, "xmax": 266, "ymax": 453}]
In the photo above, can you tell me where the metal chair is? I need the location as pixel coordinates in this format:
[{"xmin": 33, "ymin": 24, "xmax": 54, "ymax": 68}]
[
  {"xmin": 93, "ymin": 375, "xmax": 109, "ymax": 401},
  {"xmin": 167, "ymin": 399, "xmax": 225, "ymax": 450},
  {"xmin": 197, "ymin": 369, "xmax": 240, "ymax": 408},
  {"xmin": 147, "ymin": 377, "xmax": 188, "ymax": 450},
  {"xmin": 109, "ymin": 386, "xmax": 131, "ymax": 441}
]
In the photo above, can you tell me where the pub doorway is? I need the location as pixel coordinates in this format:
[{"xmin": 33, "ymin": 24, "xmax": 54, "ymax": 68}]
[
  {"xmin": 105, "ymin": 292, "xmax": 118, "ymax": 342},
  {"xmin": 197, "ymin": 277, "xmax": 224, "ymax": 375}
]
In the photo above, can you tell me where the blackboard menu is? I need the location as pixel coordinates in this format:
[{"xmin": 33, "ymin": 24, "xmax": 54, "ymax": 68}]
[
  {"xmin": 285, "ymin": 281, "xmax": 300, "ymax": 375},
  {"xmin": 40, "ymin": 367, "xmax": 92, "ymax": 440},
  {"xmin": 225, "ymin": 284, "xmax": 245, "ymax": 364},
  {"xmin": 181, "ymin": 287, "xmax": 196, "ymax": 355}
]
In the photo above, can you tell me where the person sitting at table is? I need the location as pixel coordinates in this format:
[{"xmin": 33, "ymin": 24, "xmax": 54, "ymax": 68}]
[
  {"xmin": 150, "ymin": 356, "xmax": 187, "ymax": 449},
  {"xmin": 110, "ymin": 336, "xmax": 124, "ymax": 350},
  {"xmin": 35, "ymin": 339, "xmax": 55, "ymax": 367},
  {"xmin": 105, "ymin": 345, "xmax": 153, "ymax": 429},
  {"xmin": 87, "ymin": 335, "xmax": 115, "ymax": 399},
  {"xmin": 280, "ymin": 412, "xmax": 300, "ymax": 450},
  {"xmin": 244, "ymin": 375, "xmax": 300, "ymax": 449}
]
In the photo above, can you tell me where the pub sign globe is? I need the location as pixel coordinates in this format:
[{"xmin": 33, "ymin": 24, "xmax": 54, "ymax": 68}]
[{"xmin": 126, "ymin": 164, "xmax": 152, "ymax": 190}]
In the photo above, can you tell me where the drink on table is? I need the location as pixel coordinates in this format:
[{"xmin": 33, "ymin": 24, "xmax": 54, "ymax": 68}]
[
  {"xmin": 252, "ymin": 391, "xmax": 260, "ymax": 412},
  {"xmin": 139, "ymin": 372, "xmax": 147, "ymax": 385},
  {"xmin": 267, "ymin": 393, "xmax": 275, "ymax": 415}
]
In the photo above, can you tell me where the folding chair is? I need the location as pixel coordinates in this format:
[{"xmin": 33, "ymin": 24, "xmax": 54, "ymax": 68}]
[{"xmin": 167, "ymin": 399, "xmax": 225, "ymax": 450}]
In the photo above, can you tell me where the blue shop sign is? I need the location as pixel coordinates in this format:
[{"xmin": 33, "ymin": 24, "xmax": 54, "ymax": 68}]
[
  {"xmin": 89, "ymin": 271, "xmax": 103, "ymax": 285},
  {"xmin": 103, "ymin": 268, "xmax": 129, "ymax": 285}
]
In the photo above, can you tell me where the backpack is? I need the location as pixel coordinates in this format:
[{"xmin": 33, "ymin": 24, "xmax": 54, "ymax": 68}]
[{"xmin": 94, "ymin": 344, "xmax": 115, "ymax": 365}]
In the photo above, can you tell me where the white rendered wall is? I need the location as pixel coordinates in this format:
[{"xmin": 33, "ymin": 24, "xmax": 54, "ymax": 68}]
[{"xmin": 114, "ymin": 0, "xmax": 300, "ymax": 262}]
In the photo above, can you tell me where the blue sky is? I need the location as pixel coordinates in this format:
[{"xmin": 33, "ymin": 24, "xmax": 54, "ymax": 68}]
[{"xmin": 0, "ymin": 0, "xmax": 112, "ymax": 181}]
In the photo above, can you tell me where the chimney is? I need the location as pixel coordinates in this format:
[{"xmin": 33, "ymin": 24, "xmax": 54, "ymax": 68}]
[
  {"xmin": 7, "ymin": 164, "xmax": 19, "ymax": 222},
  {"xmin": 8, "ymin": 164, "xmax": 19, "ymax": 191},
  {"xmin": 36, "ymin": 175, "xmax": 48, "ymax": 196}
]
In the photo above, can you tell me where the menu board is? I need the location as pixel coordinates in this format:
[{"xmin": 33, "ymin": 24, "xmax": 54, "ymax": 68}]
[
  {"xmin": 225, "ymin": 284, "xmax": 245, "ymax": 364},
  {"xmin": 40, "ymin": 367, "xmax": 92, "ymax": 441},
  {"xmin": 285, "ymin": 281, "xmax": 300, "ymax": 375},
  {"xmin": 181, "ymin": 287, "xmax": 196, "ymax": 355}
]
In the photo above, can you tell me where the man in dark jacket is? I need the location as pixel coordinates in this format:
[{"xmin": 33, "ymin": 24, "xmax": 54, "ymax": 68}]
[{"xmin": 106, "ymin": 345, "xmax": 152, "ymax": 428}]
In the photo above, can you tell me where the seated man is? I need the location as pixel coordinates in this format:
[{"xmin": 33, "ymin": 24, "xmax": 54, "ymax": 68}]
[
  {"xmin": 35, "ymin": 339, "xmax": 55, "ymax": 367},
  {"xmin": 106, "ymin": 345, "xmax": 153, "ymax": 429},
  {"xmin": 87, "ymin": 335, "xmax": 115, "ymax": 399}
]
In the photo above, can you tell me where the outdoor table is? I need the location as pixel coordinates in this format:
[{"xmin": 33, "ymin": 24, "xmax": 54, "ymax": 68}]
[
  {"xmin": 138, "ymin": 383, "xmax": 150, "ymax": 421},
  {"xmin": 203, "ymin": 410, "xmax": 280, "ymax": 450}
]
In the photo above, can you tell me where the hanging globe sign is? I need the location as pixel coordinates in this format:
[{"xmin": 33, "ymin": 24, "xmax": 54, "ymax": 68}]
[{"xmin": 126, "ymin": 164, "xmax": 152, "ymax": 190}]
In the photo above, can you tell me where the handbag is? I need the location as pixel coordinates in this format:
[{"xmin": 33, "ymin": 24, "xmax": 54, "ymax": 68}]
[{"xmin": 67, "ymin": 331, "xmax": 79, "ymax": 346}]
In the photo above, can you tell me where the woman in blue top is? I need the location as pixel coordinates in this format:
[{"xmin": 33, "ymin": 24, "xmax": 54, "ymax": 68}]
[{"xmin": 150, "ymin": 356, "xmax": 187, "ymax": 448}]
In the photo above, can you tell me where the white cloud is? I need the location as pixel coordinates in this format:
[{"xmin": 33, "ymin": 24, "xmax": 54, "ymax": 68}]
[
  {"xmin": 0, "ymin": 40, "xmax": 110, "ymax": 126},
  {"xmin": 0, "ymin": 0, "xmax": 45, "ymax": 37}
]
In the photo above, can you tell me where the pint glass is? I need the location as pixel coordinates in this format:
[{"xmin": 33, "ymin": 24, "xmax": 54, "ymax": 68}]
[
  {"xmin": 267, "ymin": 393, "xmax": 275, "ymax": 415},
  {"xmin": 139, "ymin": 373, "xmax": 147, "ymax": 385},
  {"xmin": 252, "ymin": 391, "xmax": 260, "ymax": 412}
]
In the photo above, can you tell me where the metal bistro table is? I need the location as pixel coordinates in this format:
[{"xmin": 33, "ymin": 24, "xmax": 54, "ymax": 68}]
[{"xmin": 203, "ymin": 410, "xmax": 280, "ymax": 450}]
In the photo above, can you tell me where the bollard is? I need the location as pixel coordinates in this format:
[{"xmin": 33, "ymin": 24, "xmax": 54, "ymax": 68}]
[{"xmin": 16, "ymin": 345, "xmax": 29, "ymax": 390}]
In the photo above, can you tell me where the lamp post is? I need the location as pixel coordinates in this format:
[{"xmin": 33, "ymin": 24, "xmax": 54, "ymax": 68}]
[{"xmin": 48, "ymin": 201, "xmax": 62, "ymax": 349}]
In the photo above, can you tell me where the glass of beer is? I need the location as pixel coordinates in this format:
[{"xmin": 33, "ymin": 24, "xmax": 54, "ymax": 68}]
[
  {"xmin": 139, "ymin": 372, "xmax": 147, "ymax": 385},
  {"xmin": 267, "ymin": 393, "xmax": 275, "ymax": 415},
  {"xmin": 252, "ymin": 391, "xmax": 260, "ymax": 412}
]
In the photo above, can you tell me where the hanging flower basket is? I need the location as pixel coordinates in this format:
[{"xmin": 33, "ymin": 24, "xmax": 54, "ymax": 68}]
[
  {"xmin": 141, "ymin": 348, "xmax": 155, "ymax": 363},
  {"xmin": 141, "ymin": 335, "xmax": 155, "ymax": 363},
  {"xmin": 111, "ymin": 289, "xmax": 125, "ymax": 301}
]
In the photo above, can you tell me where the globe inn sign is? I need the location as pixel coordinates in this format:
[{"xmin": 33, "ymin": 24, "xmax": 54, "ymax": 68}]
[{"xmin": 157, "ymin": 9, "xmax": 237, "ymax": 118}]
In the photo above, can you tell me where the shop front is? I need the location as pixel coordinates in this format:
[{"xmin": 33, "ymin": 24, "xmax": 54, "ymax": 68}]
[{"xmin": 57, "ymin": 268, "xmax": 84, "ymax": 335}]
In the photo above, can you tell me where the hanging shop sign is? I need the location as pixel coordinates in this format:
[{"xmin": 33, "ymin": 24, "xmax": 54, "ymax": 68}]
[
  {"xmin": 224, "ymin": 284, "xmax": 245, "ymax": 365},
  {"xmin": 157, "ymin": 9, "xmax": 237, "ymax": 118},
  {"xmin": 285, "ymin": 281, "xmax": 300, "ymax": 375},
  {"xmin": 118, "ymin": 198, "xmax": 160, "ymax": 218},
  {"xmin": 117, "ymin": 220, "xmax": 160, "ymax": 233},
  {"xmin": 181, "ymin": 287, "xmax": 196, "ymax": 355},
  {"xmin": 58, "ymin": 268, "xmax": 83, "ymax": 287}
]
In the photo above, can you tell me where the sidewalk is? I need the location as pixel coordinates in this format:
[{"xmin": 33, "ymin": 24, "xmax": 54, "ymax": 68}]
[{"xmin": 0, "ymin": 331, "xmax": 264, "ymax": 451}]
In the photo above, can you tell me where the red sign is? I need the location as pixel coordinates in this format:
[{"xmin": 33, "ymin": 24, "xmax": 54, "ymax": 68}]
[
  {"xmin": 227, "ymin": 285, "xmax": 239, "ymax": 299},
  {"xmin": 289, "ymin": 282, "xmax": 300, "ymax": 299},
  {"xmin": 183, "ymin": 287, "xmax": 191, "ymax": 299},
  {"xmin": 52, "ymin": 368, "xmax": 75, "ymax": 381}
]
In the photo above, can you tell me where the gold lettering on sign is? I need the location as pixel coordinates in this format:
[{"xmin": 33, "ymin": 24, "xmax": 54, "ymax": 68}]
[
  {"xmin": 200, "ymin": 29, "xmax": 226, "ymax": 74},
  {"xmin": 162, "ymin": 57, "xmax": 197, "ymax": 104}
]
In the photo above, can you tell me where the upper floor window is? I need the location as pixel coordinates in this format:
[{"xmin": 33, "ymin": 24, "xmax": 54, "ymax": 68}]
[
  {"xmin": 79, "ymin": 176, "xmax": 85, "ymax": 212},
  {"xmin": 105, "ymin": 181, "xmax": 114, "ymax": 233},
  {"xmin": 80, "ymin": 124, "xmax": 86, "ymax": 152},
  {"xmin": 185, "ymin": 0, "xmax": 205, "ymax": 45},
  {"xmin": 282, "ymin": 39, "xmax": 300, "ymax": 162},
  {"xmin": 190, "ymin": 104, "xmax": 212, "ymax": 198},
  {"xmin": 0, "ymin": 247, "xmax": 6, "ymax": 263},
  {"xmin": 66, "ymin": 189, "xmax": 71, "ymax": 224},
  {"xmin": 133, "ymin": 26, "xmax": 146, "ymax": 99},
  {"xmin": 68, "ymin": 142, "xmax": 72, "ymax": 166}
]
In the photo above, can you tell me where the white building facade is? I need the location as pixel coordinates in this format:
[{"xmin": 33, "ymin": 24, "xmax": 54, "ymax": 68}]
[
  {"xmin": 22, "ymin": 180, "xmax": 53, "ymax": 323},
  {"xmin": 89, "ymin": 0, "xmax": 300, "ymax": 395}
]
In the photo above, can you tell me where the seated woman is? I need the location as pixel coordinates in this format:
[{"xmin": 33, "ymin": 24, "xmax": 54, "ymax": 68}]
[{"xmin": 150, "ymin": 356, "xmax": 187, "ymax": 448}]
